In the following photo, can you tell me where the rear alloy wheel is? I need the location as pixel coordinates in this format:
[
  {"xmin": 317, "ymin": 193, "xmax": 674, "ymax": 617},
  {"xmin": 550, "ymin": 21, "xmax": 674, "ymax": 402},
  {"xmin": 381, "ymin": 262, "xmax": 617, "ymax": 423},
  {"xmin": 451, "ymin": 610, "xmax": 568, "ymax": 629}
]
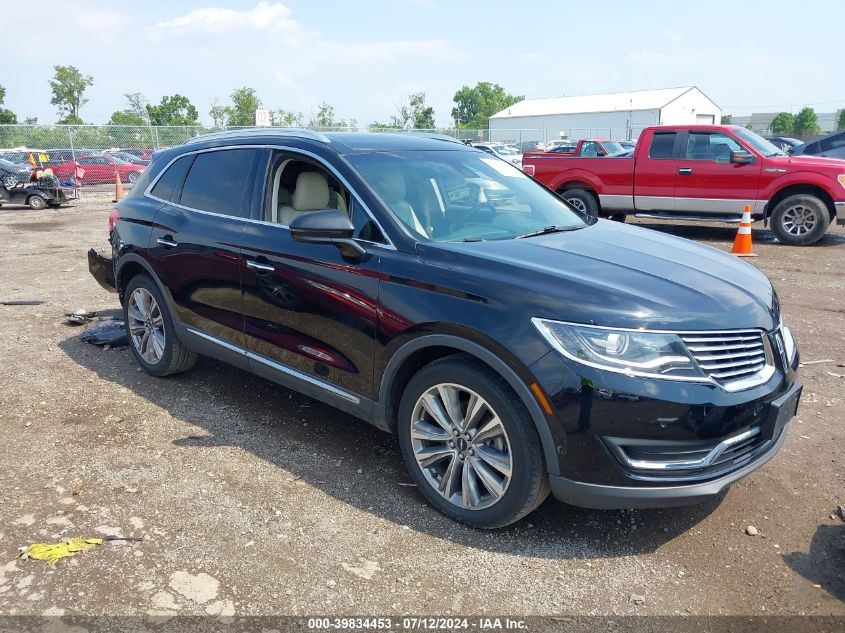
[
  {"xmin": 398, "ymin": 356, "xmax": 548, "ymax": 528},
  {"xmin": 27, "ymin": 195, "xmax": 47, "ymax": 210},
  {"xmin": 770, "ymin": 194, "xmax": 830, "ymax": 246},
  {"xmin": 561, "ymin": 188, "xmax": 599, "ymax": 217},
  {"xmin": 123, "ymin": 274, "xmax": 196, "ymax": 376}
]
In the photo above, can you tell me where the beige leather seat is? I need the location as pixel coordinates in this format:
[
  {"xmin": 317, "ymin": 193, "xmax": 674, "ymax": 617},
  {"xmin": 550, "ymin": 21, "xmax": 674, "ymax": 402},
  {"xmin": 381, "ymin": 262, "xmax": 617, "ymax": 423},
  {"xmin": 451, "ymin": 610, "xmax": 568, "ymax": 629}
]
[
  {"xmin": 371, "ymin": 169, "xmax": 427, "ymax": 237},
  {"xmin": 279, "ymin": 172, "xmax": 332, "ymax": 225}
]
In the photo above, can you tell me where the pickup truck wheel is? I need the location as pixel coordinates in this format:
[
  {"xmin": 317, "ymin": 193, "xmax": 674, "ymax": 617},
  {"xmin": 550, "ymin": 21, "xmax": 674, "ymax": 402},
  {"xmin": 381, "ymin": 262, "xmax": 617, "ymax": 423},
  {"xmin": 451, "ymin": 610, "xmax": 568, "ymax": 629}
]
[
  {"xmin": 562, "ymin": 189, "xmax": 599, "ymax": 217},
  {"xmin": 770, "ymin": 195, "xmax": 830, "ymax": 246}
]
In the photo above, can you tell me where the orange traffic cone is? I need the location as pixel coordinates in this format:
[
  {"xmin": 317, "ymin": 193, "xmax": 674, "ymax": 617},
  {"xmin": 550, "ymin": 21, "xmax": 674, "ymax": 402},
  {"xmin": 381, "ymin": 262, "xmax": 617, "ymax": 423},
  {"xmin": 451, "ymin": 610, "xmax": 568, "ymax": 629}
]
[
  {"xmin": 731, "ymin": 204, "xmax": 757, "ymax": 257},
  {"xmin": 113, "ymin": 171, "xmax": 125, "ymax": 203}
]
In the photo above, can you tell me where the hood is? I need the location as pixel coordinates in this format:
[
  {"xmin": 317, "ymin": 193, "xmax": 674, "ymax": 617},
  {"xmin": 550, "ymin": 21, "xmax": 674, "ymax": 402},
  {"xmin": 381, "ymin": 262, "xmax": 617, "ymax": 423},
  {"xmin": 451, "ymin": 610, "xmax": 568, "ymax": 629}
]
[
  {"xmin": 768, "ymin": 153, "xmax": 845, "ymax": 170},
  {"xmin": 425, "ymin": 220, "xmax": 777, "ymax": 332}
]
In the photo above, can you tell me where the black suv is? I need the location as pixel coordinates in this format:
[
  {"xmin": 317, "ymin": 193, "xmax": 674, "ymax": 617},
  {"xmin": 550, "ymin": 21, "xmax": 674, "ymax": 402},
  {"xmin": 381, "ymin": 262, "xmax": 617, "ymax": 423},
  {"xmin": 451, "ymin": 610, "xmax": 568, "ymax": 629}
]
[{"xmin": 89, "ymin": 129, "xmax": 802, "ymax": 528}]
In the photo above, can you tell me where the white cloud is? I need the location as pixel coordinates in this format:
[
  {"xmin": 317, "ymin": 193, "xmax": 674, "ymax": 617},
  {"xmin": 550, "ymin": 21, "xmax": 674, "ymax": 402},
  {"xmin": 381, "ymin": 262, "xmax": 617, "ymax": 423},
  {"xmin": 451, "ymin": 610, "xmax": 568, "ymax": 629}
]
[{"xmin": 151, "ymin": 1, "xmax": 295, "ymax": 34}]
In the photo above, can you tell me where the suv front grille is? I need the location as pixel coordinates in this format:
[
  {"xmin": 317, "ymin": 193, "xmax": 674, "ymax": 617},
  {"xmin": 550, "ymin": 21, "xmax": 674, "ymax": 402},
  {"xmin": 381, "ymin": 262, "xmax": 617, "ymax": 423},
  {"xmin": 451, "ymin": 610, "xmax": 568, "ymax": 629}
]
[
  {"xmin": 604, "ymin": 426, "xmax": 780, "ymax": 482},
  {"xmin": 679, "ymin": 330, "xmax": 771, "ymax": 384}
]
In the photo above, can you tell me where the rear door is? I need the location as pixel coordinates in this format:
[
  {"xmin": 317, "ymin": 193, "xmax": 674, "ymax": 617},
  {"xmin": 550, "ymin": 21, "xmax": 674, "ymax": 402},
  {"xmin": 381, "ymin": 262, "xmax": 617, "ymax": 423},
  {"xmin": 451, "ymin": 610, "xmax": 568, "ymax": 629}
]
[
  {"xmin": 147, "ymin": 148, "xmax": 264, "ymax": 348},
  {"xmin": 633, "ymin": 130, "xmax": 679, "ymax": 211},
  {"xmin": 238, "ymin": 150, "xmax": 385, "ymax": 405},
  {"xmin": 673, "ymin": 130, "xmax": 762, "ymax": 216}
]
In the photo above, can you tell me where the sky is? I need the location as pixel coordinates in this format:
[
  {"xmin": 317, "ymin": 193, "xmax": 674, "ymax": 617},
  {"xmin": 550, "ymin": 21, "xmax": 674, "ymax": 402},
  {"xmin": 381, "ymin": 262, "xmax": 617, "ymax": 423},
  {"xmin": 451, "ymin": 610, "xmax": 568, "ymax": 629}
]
[{"xmin": 2, "ymin": 0, "xmax": 844, "ymax": 126}]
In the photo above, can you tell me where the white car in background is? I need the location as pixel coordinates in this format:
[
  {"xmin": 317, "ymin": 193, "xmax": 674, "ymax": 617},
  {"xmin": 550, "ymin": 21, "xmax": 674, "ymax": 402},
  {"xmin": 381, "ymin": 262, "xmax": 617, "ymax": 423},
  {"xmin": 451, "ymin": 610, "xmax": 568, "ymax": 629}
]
[{"xmin": 473, "ymin": 143, "xmax": 523, "ymax": 168}]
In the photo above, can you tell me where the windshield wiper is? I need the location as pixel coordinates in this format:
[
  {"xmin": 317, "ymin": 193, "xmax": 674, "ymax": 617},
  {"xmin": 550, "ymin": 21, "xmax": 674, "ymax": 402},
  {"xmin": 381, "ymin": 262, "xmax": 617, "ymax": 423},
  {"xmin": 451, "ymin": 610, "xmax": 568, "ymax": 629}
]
[{"xmin": 514, "ymin": 225, "xmax": 579, "ymax": 239}]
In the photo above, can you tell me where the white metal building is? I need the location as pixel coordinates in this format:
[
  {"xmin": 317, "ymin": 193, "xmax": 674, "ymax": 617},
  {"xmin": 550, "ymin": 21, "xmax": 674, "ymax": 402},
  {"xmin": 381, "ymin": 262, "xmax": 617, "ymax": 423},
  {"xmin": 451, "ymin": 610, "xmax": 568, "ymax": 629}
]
[{"xmin": 488, "ymin": 86, "xmax": 721, "ymax": 142}]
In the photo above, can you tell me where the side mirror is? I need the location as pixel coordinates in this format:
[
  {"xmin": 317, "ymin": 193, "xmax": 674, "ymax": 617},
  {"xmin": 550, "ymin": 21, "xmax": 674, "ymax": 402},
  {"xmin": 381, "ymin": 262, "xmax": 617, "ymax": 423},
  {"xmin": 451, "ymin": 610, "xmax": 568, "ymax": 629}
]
[
  {"xmin": 289, "ymin": 209, "xmax": 366, "ymax": 257},
  {"xmin": 730, "ymin": 150, "xmax": 755, "ymax": 165}
]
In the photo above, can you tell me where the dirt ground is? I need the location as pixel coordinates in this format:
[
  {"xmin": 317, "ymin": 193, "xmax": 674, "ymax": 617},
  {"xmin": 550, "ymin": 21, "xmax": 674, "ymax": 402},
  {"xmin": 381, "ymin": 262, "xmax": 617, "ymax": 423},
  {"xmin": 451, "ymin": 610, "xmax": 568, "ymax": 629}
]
[{"xmin": 0, "ymin": 194, "xmax": 843, "ymax": 621}]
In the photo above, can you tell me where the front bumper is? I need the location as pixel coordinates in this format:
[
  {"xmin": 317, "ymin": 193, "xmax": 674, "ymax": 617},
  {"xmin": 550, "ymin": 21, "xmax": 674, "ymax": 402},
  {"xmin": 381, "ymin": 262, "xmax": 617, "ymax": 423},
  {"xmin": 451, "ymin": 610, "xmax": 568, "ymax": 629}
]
[
  {"xmin": 835, "ymin": 201, "xmax": 845, "ymax": 226},
  {"xmin": 88, "ymin": 248, "xmax": 116, "ymax": 293},
  {"xmin": 549, "ymin": 420, "xmax": 788, "ymax": 509}
]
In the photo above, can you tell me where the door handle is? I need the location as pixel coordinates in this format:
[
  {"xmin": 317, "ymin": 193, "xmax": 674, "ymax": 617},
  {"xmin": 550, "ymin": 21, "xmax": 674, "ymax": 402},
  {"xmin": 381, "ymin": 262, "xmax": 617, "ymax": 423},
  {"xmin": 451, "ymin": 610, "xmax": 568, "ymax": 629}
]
[
  {"xmin": 156, "ymin": 236, "xmax": 178, "ymax": 248},
  {"xmin": 246, "ymin": 260, "xmax": 275, "ymax": 273},
  {"xmin": 678, "ymin": 167, "xmax": 693, "ymax": 175}
]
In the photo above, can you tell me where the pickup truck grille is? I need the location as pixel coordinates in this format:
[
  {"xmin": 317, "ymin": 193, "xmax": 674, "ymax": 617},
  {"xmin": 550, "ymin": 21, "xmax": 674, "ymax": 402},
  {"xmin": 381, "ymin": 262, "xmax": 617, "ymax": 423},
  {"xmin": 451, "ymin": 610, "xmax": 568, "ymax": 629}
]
[{"xmin": 679, "ymin": 330, "xmax": 770, "ymax": 384}]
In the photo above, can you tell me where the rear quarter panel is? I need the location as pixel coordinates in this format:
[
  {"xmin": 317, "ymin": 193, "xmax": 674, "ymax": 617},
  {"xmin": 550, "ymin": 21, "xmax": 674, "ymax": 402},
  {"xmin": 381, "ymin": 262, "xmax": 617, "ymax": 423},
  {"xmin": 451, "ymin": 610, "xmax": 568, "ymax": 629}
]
[{"xmin": 524, "ymin": 153, "xmax": 634, "ymax": 194}]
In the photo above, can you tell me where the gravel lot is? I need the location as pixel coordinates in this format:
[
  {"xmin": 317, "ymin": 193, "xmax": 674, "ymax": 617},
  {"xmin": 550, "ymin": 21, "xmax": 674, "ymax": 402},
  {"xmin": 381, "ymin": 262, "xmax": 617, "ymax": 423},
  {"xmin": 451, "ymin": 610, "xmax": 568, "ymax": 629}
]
[{"xmin": 0, "ymin": 195, "xmax": 843, "ymax": 620}]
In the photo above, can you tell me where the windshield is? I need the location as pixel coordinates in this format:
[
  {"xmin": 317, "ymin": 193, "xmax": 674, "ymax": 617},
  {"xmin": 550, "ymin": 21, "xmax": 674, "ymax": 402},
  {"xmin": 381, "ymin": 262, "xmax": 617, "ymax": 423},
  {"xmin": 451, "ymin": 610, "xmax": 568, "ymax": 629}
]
[
  {"xmin": 347, "ymin": 149, "xmax": 587, "ymax": 242},
  {"xmin": 733, "ymin": 128, "xmax": 784, "ymax": 157}
]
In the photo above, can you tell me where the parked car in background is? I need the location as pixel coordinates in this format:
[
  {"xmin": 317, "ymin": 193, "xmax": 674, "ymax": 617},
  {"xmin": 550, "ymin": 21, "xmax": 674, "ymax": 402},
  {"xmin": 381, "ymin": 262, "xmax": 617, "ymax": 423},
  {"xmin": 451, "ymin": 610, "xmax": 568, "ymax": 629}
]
[
  {"xmin": 547, "ymin": 144, "xmax": 578, "ymax": 154},
  {"xmin": 119, "ymin": 147, "xmax": 154, "ymax": 161},
  {"xmin": 617, "ymin": 140, "xmax": 637, "ymax": 151},
  {"xmin": 104, "ymin": 150, "xmax": 150, "ymax": 165},
  {"xmin": 522, "ymin": 125, "xmax": 845, "ymax": 245},
  {"xmin": 543, "ymin": 140, "xmax": 573, "ymax": 151},
  {"xmin": 764, "ymin": 136, "xmax": 803, "ymax": 154},
  {"xmin": 472, "ymin": 143, "xmax": 523, "ymax": 167},
  {"xmin": 0, "ymin": 158, "xmax": 34, "ymax": 187},
  {"xmin": 55, "ymin": 153, "xmax": 146, "ymax": 184},
  {"xmin": 544, "ymin": 138, "xmax": 629, "ymax": 158},
  {"xmin": 515, "ymin": 140, "xmax": 544, "ymax": 153},
  {"xmin": 790, "ymin": 130, "xmax": 845, "ymax": 160},
  {"xmin": 88, "ymin": 129, "xmax": 801, "ymax": 528}
]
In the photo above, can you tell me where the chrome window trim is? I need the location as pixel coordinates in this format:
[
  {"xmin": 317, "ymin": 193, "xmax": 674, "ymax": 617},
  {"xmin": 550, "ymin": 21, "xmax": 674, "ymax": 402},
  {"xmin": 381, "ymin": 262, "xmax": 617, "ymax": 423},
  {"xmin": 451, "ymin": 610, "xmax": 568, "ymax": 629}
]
[
  {"xmin": 532, "ymin": 317, "xmax": 779, "ymax": 392},
  {"xmin": 143, "ymin": 144, "xmax": 396, "ymax": 251},
  {"xmin": 186, "ymin": 327, "xmax": 360, "ymax": 404}
]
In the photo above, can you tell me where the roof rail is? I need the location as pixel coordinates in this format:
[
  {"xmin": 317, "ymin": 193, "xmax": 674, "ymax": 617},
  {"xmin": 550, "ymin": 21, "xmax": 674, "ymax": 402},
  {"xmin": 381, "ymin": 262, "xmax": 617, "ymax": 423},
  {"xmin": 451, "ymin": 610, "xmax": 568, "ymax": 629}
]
[
  {"xmin": 184, "ymin": 127, "xmax": 331, "ymax": 145},
  {"xmin": 399, "ymin": 131, "xmax": 464, "ymax": 145}
]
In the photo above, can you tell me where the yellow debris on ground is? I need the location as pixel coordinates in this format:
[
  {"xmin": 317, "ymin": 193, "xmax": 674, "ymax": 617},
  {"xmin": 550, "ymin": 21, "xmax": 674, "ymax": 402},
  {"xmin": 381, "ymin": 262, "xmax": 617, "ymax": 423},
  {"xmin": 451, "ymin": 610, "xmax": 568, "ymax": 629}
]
[{"xmin": 16, "ymin": 538, "xmax": 104, "ymax": 567}]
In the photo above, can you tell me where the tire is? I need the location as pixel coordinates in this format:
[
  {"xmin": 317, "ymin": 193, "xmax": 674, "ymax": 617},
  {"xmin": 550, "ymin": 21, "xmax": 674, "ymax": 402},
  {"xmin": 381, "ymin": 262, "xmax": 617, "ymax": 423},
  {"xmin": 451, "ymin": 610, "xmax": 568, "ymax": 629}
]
[
  {"xmin": 770, "ymin": 194, "xmax": 830, "ymax": 246},
  {"xmin": 27, "ymin": 195, "xmax": 47, "ymax": 210},
  {"xmin": 128, "ymin": 171, "xmax": 140, "ymax": 184},
  {"xmin": 123, "ymin": 274, "xmax": 196, "ymax": 377},
  {"xmin": 561, "ymin": 188, "xmax": 599, "ymax": 217},
  {"xmin": 397, "ymin": 354, "xmax": 549, "ymax": 528}
]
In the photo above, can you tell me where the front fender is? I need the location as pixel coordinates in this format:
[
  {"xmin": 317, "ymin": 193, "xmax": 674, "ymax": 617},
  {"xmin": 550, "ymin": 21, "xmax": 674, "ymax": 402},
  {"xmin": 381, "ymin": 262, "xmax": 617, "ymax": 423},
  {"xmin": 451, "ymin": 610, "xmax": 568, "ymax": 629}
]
[
  {"xmin": 760, "ymin": 171, "xmax": 843, "ymax": 204},
  {"xmin": 376, "ymin": 332, "xmax": 562, "ymax": 476}
]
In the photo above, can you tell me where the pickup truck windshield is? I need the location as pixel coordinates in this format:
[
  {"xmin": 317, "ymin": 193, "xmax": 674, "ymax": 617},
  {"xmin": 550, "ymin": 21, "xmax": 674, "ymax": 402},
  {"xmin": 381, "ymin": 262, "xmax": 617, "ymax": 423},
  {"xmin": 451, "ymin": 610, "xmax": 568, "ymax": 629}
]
[
  {"xmin": 347, "ymin": 150, "xmax": 587, "ymax": 242},
  {"xmin": 734, "ymin": 128, "xmax": 785, "ymax": 157},
  {"xmin": 601, "ymin": 141, "xmax": 625, "ymax": 155}
]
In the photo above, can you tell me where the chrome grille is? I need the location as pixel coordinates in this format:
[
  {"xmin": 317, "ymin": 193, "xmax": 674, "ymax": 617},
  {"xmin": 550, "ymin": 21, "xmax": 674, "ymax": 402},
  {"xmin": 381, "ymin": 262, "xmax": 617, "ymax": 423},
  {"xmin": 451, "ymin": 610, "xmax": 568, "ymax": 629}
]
[{"xmin": 680, "ymin": 330, "xmax": 770, "ymax": 383}]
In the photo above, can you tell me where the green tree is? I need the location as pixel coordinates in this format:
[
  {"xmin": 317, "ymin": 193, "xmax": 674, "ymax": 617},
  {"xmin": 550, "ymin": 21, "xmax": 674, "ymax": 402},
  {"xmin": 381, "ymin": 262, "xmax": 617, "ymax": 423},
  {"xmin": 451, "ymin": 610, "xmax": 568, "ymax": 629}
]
[
  {"xmin": 792, "ymin": 107, "xmax": 820, "ymax": 138},
  {"xmin": 369, "ymin": 120, "xmax": 401, "ymax": 131},
  {"xmin": 720, "ymin": 114, "xmax": 732, "ymax": 124},
  {"xmin": 836, "ymin": 109, "xmax": 845, "ymax": 131},
  {"xmin": 109, "ymin": 93, "xmax": 148, "ymax": 125},
  {"xmin": 451, "ymin": 82, "xmax": 523, "ymax": 129},
  {"xmin": 0, "ymin": 83, "xmax": 17, "ymax": 124},
  {"xmin": 146, "ymin": 94, "xmax": 199, "ymax": 126},
  {"xmin": 273, "ymin": 109, "xmax": 305, "ymax": 127},
  {"xmin": 770, "ymin": 112, "xmax": 794, "ymax": 135},
  {"xmin": 227, "ymin": 87, "xmax": 262, "ymax": 126},
  {"xmin": 410, "ymin": 92, "xmax": 436, "ymax": 129},
  {"xmin": 310, "ymin": 102, "xmax": 335, "ymax": 128},
  {"xmin": 209, "ymin": 98, "xmax": 228, "ymax": 127},
  {"xmin": 49, "ymin": 65, "xmax": 93, "ymax": 123}
]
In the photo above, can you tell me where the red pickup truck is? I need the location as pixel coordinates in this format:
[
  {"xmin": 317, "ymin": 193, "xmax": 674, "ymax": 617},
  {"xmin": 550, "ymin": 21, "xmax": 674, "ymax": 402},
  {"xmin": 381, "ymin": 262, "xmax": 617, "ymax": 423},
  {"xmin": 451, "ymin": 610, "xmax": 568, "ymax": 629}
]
[{"xmin": 522, "ymin": 125, "xmax": 845, "ymax": 245}]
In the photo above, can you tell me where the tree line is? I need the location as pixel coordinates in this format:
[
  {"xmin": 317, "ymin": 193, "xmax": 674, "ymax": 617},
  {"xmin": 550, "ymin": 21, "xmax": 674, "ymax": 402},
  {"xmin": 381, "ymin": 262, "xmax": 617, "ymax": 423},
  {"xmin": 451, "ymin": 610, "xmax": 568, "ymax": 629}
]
[
  {"xmin": 0, "ymin": 66, "xmax": 523, "ymax": 130},
  {"xmin": 721, "ymin": 107, "xmax": 845, "ymax": 137}
]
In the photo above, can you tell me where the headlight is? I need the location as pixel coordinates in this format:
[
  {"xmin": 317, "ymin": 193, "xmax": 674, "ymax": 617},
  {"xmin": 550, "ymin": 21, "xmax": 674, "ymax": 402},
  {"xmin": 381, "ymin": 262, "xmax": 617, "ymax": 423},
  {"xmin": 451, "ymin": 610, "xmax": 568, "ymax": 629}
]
[
  {"xmin": 532, "ymin": 318, "xmax": 706, "ymax": 380},
  {"xmin": 781, "ymin": 324, "xmax": 797, "ymax": 363}
]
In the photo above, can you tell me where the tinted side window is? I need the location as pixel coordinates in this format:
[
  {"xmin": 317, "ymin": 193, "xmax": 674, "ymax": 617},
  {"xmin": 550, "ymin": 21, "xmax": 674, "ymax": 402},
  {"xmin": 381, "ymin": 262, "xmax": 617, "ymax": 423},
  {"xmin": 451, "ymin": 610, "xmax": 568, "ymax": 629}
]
[
  {"xmin": 180, "ymin": 149, "xmax": 257, "ymax": 217},
  {"xmin": 150, "ymin": 155, "xmax": 193, "ymax": 202},
  {"xmin": 649, "ymin": 132, "xmax": 677, "ymax": 159}
]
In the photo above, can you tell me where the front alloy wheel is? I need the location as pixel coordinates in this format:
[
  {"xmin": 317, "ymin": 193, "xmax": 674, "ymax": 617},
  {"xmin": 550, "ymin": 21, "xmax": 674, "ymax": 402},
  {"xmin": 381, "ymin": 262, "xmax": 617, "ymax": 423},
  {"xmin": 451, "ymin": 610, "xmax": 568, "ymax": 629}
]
[
  {"xmin": 127, "ymin": 287, "xmax": 165, "ymax": 365},
  {"xmin": 410, "ymin": 383, "xmax": 513, "ymax": 510},
  {"xmin": 398, "ymin": 356, "xmax": 548, "ymax": 528}
]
